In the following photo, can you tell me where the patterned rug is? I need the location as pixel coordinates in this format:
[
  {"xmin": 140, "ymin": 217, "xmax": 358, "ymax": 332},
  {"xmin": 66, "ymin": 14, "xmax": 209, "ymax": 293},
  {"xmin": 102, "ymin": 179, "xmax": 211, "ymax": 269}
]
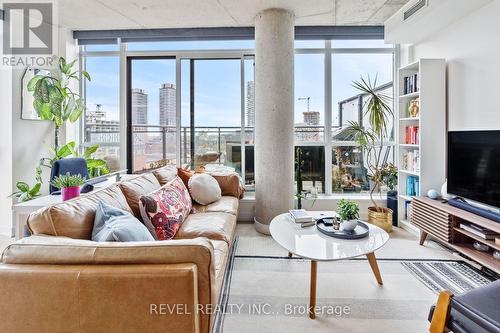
[
  {"xmin": 401, "ymin": 261, "xmax": 495, "ymax": 295},
  {"xmin": 212, "ymin": 237, "xmax": 496, "ymax": 333}
]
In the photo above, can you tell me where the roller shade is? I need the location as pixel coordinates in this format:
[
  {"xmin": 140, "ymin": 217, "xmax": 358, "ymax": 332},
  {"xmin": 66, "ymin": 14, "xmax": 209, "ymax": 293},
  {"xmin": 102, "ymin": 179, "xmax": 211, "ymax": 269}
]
[{"xmin": 74, "ymin": 26, "xmax": 384, "ymax": 45}]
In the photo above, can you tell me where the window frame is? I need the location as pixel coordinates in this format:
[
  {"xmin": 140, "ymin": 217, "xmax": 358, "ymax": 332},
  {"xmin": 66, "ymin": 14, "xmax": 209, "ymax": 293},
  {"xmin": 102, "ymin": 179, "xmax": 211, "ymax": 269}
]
[{"xmin": 80, "ymin": 40, "xmax": 397, "ymax": 195}]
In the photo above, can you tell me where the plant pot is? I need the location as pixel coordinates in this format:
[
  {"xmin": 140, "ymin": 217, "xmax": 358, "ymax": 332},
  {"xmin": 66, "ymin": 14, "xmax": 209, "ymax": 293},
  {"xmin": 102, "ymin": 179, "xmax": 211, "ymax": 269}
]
[
  {"xmin": 341, "ymin": 219, "xmax": 358, "ymax": 232},
  {"xmin": 62, "ymin": 186, "xmax": 80, "ymax": 201},
  {"xmin": 367, "ymin": 206, "xmax": 393, "ymax": 233}
]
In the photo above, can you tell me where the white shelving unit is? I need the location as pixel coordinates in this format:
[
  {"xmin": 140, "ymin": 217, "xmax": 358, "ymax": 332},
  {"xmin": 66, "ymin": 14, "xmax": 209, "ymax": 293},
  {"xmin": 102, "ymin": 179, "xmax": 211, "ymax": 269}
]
[{"xmin": 397, "ymin": 59, "xmax": 446, "ymax": 232}]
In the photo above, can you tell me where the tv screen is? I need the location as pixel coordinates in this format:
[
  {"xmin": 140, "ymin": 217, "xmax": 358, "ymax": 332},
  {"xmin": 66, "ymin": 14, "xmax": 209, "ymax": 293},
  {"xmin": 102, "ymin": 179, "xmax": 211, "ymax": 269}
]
[{"xmin": 448, "ymin": 130, "xmax": 500, "ymax": 208}]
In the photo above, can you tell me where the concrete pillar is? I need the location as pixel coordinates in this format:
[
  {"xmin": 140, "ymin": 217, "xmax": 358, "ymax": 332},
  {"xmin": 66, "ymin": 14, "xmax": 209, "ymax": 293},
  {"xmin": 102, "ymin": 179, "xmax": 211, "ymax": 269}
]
[{"xmin": 254, "ymin": 8, "xmax": 295, "ymax": 234}]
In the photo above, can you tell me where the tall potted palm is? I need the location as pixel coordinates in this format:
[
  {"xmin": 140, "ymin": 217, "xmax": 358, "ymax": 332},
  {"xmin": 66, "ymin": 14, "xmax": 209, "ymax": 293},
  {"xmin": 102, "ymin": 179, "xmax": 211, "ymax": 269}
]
[{"xmin": 346, "ymin": 75, "xmax": 394, "ymax": 232}]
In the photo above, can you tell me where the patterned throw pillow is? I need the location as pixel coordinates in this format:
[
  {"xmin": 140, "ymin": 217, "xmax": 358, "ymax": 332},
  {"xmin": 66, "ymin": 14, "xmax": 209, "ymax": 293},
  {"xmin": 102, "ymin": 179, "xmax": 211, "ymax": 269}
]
[{"xmin": 139, "ymin": 176, "xmax": 192, "ymax": 240}]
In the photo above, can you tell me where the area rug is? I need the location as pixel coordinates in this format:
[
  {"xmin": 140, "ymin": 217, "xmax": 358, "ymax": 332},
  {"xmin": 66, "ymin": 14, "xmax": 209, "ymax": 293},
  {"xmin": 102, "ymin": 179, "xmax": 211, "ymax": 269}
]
[
  {"xmin": 401, "ymin": 261, "xmax": 494, "ymax": 295},
  {"xmin": 213, "ymin": 238, "xmax": 495, "ymax": 333}
]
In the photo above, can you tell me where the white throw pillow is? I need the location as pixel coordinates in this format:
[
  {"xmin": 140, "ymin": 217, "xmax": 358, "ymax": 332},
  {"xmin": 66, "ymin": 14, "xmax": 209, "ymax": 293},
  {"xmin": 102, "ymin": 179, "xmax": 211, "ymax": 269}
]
[{"xmin": 188, "ymin": 173, "xmax": 222, "ymax": 205}]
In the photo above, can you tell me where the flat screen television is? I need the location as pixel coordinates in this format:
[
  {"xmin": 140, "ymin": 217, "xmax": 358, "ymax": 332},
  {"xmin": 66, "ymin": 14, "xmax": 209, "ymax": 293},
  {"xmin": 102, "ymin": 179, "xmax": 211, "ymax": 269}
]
[{"xmin": 448, "ymin": 130, "xmax": 500, "ymax": 208}]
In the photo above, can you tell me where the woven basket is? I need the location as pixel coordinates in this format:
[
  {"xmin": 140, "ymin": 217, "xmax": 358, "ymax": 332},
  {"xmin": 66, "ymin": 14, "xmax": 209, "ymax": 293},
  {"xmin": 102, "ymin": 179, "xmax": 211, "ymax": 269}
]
[{"xmin": 367, "ymin": 207, "xmax": 393, "ymax": 233}]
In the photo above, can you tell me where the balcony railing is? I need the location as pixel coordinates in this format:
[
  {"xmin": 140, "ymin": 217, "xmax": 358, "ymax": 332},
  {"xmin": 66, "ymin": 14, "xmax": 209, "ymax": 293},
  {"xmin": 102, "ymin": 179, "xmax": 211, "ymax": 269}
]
[{"xmin": 85, "ymin": 124, "xmax": 329, "ymax": 171}]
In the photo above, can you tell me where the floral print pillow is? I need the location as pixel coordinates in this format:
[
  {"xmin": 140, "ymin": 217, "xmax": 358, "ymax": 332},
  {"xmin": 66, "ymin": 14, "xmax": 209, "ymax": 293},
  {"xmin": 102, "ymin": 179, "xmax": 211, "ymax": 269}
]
[{"xmin": 139, "ymin": 176, "xmax": 192, "ymax": 240}]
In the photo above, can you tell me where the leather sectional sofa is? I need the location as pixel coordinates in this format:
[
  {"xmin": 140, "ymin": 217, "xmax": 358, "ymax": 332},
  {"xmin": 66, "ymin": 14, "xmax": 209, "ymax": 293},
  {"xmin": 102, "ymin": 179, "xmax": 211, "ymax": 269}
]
[{"xmin": 0, "ymin": 166, "xmax": 239, "ymax": 333}]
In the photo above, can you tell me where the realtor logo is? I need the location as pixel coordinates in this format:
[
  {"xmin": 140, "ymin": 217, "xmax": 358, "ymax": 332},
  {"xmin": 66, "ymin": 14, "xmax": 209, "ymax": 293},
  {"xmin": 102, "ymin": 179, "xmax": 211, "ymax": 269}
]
[{"xmin": 2, "ymin": 2, "xmax": 53, "ymax": 55}]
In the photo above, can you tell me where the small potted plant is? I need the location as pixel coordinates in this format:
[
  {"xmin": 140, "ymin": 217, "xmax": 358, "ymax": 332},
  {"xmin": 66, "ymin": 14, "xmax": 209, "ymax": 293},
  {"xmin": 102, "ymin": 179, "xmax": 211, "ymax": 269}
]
[
  {"xmin": 51, "ymin": 172, "xmax": 86, "ymax": 201},
  {"xmin": 337, "ymin": 199, "xmax": 360, "ymax": 232}
]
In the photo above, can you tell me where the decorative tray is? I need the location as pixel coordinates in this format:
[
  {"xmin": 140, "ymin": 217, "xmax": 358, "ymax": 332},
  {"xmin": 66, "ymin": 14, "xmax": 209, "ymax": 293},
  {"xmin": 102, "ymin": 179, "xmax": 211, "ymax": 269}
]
[{"xmin": 316, "ymin": 217, "xmax": 370, "ymax": 239}]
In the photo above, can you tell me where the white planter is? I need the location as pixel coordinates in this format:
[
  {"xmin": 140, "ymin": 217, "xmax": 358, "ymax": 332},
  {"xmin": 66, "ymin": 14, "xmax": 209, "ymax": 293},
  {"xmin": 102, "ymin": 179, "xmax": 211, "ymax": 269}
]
[{"xmin": 341, "ymin": 219, "xmax": 358, "ymax": 232}]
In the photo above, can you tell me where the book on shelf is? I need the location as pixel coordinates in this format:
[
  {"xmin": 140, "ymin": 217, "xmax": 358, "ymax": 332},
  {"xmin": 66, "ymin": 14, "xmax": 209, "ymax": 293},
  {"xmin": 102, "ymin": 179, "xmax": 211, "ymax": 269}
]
[
  {"xmin": 460, "ymin": 223, "xmax": 498, "ymax": 240},
  {"xmin": 406, "ymin": 176, "xmax": 419, "ymax": 197},
  {"xmin": 403, "ymin": 73, "xmax": 419, "ymax": 95},
  {"xmin": 405, "ymin": 126, "xmax": 419, "ymax": 145},
  {"xmin": 402, "ymin": 150, "xmax": 420, "ymax": 173},
  {"xmin": 404, "ymin": 201, "xmax": 412, "ymax": 219},
  {"xmin": 289, "ymin": 209, "xmax": 314, "ymax": 223}
]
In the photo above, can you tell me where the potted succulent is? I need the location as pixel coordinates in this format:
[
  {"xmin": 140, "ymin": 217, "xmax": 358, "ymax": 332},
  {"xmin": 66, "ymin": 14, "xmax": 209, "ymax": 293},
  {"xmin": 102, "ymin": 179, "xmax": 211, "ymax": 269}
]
[
  {"xmin": 337, "ymin": 199, "xmax": 360, "ymax": 232},
  {"xmin": 51, "ymin": 173, "xmax": 86, "ymax": 201}
]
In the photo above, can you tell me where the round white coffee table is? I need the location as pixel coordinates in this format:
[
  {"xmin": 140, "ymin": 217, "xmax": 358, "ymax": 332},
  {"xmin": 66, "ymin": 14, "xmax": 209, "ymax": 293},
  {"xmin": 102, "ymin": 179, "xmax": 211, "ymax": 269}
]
[{"xmin": 269, "ymin": 211, "xmax": 389, "ymax": 319}]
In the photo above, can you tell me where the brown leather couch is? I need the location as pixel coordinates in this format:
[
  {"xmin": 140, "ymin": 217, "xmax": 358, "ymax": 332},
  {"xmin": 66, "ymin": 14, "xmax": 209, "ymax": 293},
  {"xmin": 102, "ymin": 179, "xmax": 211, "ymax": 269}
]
[{"xmin": 0, "ymin": 166, "xmax": 239, "ymax": 333}]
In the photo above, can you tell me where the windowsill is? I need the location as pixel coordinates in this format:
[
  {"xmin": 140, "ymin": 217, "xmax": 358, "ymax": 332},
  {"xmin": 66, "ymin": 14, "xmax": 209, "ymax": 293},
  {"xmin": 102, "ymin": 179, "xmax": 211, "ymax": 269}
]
[{"xmin": 240, "ymin": 192, "xmax": 386, "ymax": 202}]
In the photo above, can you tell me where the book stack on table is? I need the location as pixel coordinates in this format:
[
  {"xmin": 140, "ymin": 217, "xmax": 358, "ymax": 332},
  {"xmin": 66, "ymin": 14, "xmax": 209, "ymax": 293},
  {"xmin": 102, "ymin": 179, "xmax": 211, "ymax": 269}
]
[{"xmin": 289, "ymin": 209, "xmax": 316, "ymax": 227}]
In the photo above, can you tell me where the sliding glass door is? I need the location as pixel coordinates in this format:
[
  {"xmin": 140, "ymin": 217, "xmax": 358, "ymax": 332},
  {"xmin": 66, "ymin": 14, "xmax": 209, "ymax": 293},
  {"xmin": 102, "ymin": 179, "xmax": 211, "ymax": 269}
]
[
  {"xmin": 127, "ymin": 57, "xmax": 177, "ymax": 173},
  {"xmin": 127, "ymin": 55, "xmax": 255, "ymax": 181},
  {"xmin": 181, "ymin": 59, "xmax": 241, "ymax": 171}
]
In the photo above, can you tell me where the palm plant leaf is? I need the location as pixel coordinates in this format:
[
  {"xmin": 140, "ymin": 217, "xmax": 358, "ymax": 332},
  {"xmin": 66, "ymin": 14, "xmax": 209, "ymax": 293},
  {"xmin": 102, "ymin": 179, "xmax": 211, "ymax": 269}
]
[{"xmin": 352, "ymin": 74, "xmax": 393, "ymax": 135}]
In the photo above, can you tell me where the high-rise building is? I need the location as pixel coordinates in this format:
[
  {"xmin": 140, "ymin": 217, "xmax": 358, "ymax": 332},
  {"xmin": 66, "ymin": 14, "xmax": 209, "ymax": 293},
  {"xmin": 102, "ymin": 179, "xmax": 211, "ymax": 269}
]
[
  {"xmin": 131, "ymin": 88, "xmax": 148, "ymax": 125},
  {"xmin": 84, "ymin": 104, "xmax": 120, "ymax": 165},
  {"xmin": 159, "ymin": 83, "xmax": 176, "ymax": 127},
  {"xmin": 303, "ymin": 111, "xmax": 320, "ymax": 126},
  {"xmin": 246, "ymin": 81, "xmax": 255, "ymax": 127}
]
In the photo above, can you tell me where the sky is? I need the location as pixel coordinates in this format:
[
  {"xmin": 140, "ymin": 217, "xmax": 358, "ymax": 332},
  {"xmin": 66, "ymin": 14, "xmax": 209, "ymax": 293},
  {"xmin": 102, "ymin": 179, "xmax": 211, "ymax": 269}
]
[{"xmin": 84, "ymin": 40, "xmax": 393, "ymax": 128}]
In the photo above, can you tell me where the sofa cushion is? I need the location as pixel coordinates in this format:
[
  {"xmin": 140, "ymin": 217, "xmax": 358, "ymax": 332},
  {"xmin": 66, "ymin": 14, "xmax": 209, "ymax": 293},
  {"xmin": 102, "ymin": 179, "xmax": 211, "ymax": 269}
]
[
  {"xmin": 139, "ymin": 177, "xmax": 192, "ymax": 240},
  {"xmin": 92, "ymin": 202, "xmax": 154, "ymax": 242},
  {"xmin": 212, "ymin": 174, "xmax": 245, "ymax": 199},
  {"xmin": 177, "ymin": 168, "xmax": 194, "ymax": 188},
  {"xmin": 152, "ymin": 165, "xmax": 177, "ymax": 185},
  {"xmin": 209, "ymin": 240, "xmax": 229, "ymax": 293},
  {"xmin": 178, "ymin": 167, "xmax": 244, "ymax": 198},
  {"xmin": 119, "ymin": 173, "xmax": 161, "ymax": 218},
  {"xmin": 188, "ymin": 173, "xmax": 221, "ymax": 205},
  {"xmin": 27, "ymin": 184, "xmax": 133, "ymax": 240},
  {"xmin": 175, "ymin": 212, "xmax": 236, "ymax": 245},
  {"xmin": 192, "ymin": 196, "xmax": 239, "ymax": 216}
]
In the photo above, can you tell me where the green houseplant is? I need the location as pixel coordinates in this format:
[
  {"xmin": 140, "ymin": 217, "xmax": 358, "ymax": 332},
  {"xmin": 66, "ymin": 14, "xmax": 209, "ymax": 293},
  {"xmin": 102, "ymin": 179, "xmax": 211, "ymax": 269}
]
[
  {"xmin": 336, "ymin": 199, "xmax": 359, "ymax": 231},
  {"xmin": 51, "ymin": 172, "xmax": 86, "ymax": 201},
  {"xmin": 346, "ymin": 75, "xmax": 394, "ymax": 232},
  {"xmin": 382, "ymin": 163, "xmax": 398, "ymax": 194},
  {"xmin": 28, "ymin": 57, "xmax": 91, "ymax": 150}
]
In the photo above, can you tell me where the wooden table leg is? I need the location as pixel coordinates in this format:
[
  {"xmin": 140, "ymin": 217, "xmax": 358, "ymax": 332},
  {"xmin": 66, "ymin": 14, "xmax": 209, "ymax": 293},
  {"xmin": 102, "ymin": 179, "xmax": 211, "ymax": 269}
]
[
  {"xmin": 419, "ymin": 231, "xmax": 428, "ymax": 245},
  {"xmin": 309, "ymin": 260, "xmax": 317, "ymax": 319},
  {"xmin": 366, "ymin": 252, "xmax": 383, "ymax": 285}
]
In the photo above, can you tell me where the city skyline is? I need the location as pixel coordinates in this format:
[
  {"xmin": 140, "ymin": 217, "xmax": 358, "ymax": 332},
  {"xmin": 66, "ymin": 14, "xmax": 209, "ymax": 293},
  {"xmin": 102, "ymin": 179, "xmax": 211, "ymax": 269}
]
[{"xmin": 85, "ymin": 53, "xmax": 393, "ymax": 128}]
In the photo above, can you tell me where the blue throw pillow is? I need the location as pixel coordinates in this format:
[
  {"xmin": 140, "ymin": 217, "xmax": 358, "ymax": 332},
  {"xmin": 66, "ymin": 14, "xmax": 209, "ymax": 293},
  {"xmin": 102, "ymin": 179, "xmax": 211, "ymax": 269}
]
[{"xmin": 92, "ymin": 201, "xmax": 154, "ymax": 242}]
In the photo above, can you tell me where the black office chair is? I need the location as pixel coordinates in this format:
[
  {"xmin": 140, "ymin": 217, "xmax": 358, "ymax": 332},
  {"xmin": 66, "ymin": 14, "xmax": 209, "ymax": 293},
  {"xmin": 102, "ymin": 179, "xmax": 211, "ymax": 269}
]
[{"xmin": 49, "ymin": 157, "xmax": 88, "ymax": 194}]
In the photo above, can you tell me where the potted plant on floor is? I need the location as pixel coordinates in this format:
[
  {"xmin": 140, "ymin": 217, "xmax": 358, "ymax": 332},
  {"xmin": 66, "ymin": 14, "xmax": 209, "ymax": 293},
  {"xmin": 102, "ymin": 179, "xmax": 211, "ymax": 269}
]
[
  {"xmin": 346, "ymin": 75, "xmax": 394, "ymax": 232},
  {"xmin": 50, "ymin": 173, "xmax": 86, "ymax": 201},
  {"xmin": 337, "ymin": 199, "xmax": 359, "ymax": 232}
]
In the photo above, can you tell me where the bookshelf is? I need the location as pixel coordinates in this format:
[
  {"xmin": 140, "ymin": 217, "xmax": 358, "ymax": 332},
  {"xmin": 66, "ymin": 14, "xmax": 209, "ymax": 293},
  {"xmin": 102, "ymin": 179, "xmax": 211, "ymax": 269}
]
[{"xmin": 397, "ymin": 59, "xmax": 446, "ymax": 231}]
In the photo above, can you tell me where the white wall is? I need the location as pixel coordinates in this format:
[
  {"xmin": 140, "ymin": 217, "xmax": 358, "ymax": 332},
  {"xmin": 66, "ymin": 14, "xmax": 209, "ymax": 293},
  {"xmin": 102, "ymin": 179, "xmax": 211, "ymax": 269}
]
[
  {"xmin": 7, "ymin": 27, "xmax": 79, "ymax": 236},
  {"xmin": 0, "ymin": 32, "xmax": 13, "ymax": 236},
  {"xmin": 400, "ymin": 0, "xmax": 500, "ymax": 131}
]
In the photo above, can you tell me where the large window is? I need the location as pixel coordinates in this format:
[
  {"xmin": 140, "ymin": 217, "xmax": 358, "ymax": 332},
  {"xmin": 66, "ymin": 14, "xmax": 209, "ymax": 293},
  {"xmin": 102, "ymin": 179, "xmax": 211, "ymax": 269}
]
[
  {"xmin": 81, "ymin": 39, "xmax": 395, "ymax": 195},
  {"xmin": 83, "ymin": 56, "xmax": 121, "ymax": 171},
  {"xmin": 128, "ymin": 57, "xmax": 177, "ymax": 172},
  {"xmin": 331, "ymin": 53, "xmax": 394, "ymax": 194}
]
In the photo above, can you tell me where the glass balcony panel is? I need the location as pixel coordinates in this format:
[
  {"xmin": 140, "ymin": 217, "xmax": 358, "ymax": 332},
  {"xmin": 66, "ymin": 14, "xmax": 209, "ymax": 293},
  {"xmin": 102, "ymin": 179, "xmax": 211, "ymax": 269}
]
[{"xmin": 332, "ymin": 145, "xmax": 394, "ymax": 194}]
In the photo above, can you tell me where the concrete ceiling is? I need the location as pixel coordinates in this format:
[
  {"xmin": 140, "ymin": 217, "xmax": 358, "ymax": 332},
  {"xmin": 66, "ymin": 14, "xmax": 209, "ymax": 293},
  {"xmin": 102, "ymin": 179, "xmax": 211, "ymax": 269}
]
[{"xmin": 58, "ymin": 0, "xmax": 410, "ymax": 30}]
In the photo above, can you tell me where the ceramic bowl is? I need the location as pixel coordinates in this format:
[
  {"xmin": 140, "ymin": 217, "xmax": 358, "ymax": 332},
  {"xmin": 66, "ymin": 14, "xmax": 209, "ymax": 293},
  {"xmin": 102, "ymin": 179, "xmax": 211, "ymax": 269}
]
[
  {"xmin": 473, "ymin": 242, "xmax": 489, "ymax": 252},
  {"xmin": 493, "ymin": 250, "xmax": 500, "ymax": 260},
  {"xmin": 341, "ymin": 219, "xmax": 358, "ymax": 232}
]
